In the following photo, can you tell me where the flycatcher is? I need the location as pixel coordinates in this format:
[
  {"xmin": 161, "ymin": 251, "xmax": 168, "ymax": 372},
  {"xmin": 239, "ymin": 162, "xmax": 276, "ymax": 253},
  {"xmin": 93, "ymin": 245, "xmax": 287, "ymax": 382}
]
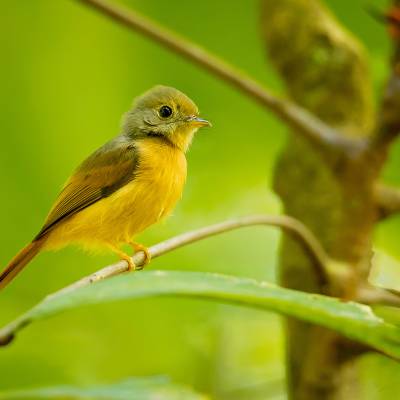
[{"xmin": 0, "ymin": 85, "xmax": 210, "ymax": 289}]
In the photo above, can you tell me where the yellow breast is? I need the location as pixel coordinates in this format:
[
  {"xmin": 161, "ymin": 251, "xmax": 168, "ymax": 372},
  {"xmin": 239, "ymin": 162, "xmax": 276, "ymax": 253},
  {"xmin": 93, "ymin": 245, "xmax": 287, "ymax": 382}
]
[{"xmin": 45, "ymin": 138, "xmax": 187, "ymax": 250}]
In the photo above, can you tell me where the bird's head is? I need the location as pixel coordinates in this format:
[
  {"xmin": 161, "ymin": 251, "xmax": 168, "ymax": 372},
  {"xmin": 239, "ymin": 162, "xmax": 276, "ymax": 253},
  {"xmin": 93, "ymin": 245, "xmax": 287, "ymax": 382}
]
[{"xmin": 123, "ymin": 85, "xmax": 211, "ymax": 152}]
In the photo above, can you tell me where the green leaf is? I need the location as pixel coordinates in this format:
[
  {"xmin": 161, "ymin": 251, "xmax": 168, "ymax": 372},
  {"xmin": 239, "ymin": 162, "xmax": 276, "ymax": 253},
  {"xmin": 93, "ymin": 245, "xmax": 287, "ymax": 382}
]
[
  {"xmin": 0, "ymin": 376, "xmax": 207, "ymax": 400},
  {"xmin": 1, "ymin": 271, "xmax": 400, "ymax": 358}
]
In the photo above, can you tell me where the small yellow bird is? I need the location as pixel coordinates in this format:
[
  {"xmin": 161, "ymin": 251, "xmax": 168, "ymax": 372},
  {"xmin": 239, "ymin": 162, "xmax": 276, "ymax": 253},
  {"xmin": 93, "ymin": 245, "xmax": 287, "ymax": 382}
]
[{"xmin": 0, "ymin": 86, "xmax": 210, "ymax": 289}]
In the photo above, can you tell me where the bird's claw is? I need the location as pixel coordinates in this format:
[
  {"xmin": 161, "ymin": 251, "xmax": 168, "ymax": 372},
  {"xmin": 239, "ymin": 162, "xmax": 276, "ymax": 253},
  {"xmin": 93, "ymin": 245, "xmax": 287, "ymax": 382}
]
[
  {"xmin": 121, "ymin": 255, "xmax": 136, "ymax": 272},
  {"xmin": 129, "ymin": 242, "xmax": 151, "ymax": 269}
]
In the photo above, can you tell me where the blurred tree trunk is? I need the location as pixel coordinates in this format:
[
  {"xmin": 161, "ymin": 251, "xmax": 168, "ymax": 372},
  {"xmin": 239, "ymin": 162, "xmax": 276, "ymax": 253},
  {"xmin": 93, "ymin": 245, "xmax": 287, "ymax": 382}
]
[{"xmin": 261, "ymin": 1, "xmax": 378, "ymax": 399}]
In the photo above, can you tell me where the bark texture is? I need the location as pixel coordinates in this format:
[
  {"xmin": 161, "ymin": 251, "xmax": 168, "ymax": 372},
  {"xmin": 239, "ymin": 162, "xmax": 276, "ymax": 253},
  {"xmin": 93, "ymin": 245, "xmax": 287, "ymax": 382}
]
[{"xmin": 261, "ymin": 1, "xmax": 381, "ymax": 398}]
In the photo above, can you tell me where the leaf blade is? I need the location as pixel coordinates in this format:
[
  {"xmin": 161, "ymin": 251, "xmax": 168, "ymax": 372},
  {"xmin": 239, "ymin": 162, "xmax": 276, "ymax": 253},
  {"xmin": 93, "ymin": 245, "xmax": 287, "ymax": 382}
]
[
  {"xmin": 0, "ymin": 376, "xmax": 207, "ymax": 400},
  {"xmin": 1, "ymin": 271, "xmax": 400, "ymax": 358}
]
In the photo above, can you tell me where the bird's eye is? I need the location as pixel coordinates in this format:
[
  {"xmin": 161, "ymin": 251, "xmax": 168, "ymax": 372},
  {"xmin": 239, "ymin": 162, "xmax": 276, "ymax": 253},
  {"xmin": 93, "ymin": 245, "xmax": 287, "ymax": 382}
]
[{"xmin": 158, "ymin": 105, "xmax": 173, "ymax": 118}]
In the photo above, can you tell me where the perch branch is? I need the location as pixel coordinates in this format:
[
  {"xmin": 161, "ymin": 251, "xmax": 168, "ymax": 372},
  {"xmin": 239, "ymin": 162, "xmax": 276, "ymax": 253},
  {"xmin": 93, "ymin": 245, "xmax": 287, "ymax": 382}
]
[
  {"xmin": 376, "ymin": 183, "xmax": 400, "ymax": 220},
  {"xmin": 75, "ymin": 0, "xmax": 361, "ymax": 154},
  {"xmin": 0, "ymin": 214, "xmax": 331, "ymax": 346},
  {"xmin": 1, "ymin": 215, "xmax": 398, "ymax": 347},
  {"xmin": 50, "ymin": 214, "xmax": 330, "ymax": 299}
]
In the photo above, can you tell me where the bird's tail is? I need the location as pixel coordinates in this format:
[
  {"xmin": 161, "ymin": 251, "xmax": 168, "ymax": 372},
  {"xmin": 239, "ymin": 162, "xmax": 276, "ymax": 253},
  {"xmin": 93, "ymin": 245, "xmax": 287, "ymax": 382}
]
[{"xmin": 0, "ymin": 240, "xmax": 43, "ymax": 290}]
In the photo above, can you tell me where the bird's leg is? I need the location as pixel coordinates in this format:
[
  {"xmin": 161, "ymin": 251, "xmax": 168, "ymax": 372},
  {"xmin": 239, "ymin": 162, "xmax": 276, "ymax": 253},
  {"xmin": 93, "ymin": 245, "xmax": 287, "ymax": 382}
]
[
  {"xmin": 127, "ymin": 241, "xmax": 151, "ymax": 270},
  {"xmin": 106, "ymin": 243, "xmax": 136, "ymax": 271}
]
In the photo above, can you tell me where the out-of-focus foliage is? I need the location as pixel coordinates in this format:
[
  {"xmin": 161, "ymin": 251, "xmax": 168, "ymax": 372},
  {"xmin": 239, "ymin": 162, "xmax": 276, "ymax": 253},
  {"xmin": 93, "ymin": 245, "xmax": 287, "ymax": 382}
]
[
  {"xmin": 0, "ymin": 376, "xmax": 207, "ymax": 399},
  {"xmin": 0, "ymin": 1, "xmax": 399, "ymax": 399}
]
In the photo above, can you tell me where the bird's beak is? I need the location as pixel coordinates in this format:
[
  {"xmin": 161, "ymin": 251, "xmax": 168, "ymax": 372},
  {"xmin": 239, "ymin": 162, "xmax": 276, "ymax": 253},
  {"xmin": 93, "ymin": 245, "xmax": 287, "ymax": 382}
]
[{"xmin": 187, "ymin": 116, "xmax": 212, "ymax": 127}]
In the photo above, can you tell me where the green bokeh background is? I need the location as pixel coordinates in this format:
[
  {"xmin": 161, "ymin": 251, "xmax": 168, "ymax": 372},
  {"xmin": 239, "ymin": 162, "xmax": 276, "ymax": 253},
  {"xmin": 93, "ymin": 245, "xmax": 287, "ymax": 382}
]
[{"xmin": 0, "ymin": 1, "xmax": 399, "ymax": 399}]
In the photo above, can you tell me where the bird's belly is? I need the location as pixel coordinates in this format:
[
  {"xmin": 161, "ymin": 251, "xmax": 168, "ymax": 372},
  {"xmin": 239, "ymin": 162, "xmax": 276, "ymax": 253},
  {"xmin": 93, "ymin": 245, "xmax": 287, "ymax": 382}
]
[{"xmin": 45, "ymin": 141, "xmax": 187, "ymax": 251}]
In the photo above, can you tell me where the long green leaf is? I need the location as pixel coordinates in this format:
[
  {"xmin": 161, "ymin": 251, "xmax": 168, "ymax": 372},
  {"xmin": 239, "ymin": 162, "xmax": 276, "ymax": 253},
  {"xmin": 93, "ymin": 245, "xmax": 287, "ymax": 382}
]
[
  {"xmin": 0, "ymin": 377, "xmax": 207, "ymax": 400},
  {"xmin": 1, "ymin": 271, "xmax": 400, "ymax": 358}
]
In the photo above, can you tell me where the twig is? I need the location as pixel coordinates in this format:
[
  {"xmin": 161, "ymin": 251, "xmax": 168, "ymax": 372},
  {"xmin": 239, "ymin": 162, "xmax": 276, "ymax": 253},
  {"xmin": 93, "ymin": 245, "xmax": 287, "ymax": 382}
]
[
  {"xmin": 369, "ymin": 4, "xmax": 400, "ymax": 149},
  {"xmin": 74, "ymin": 0, "xmax": 360, "ymax": 154},
  {"xmin": 357, "ymin": 284, "xmax": 400, "ymax": 307},
  {"xmin": 0, "ymin": 215, "xmax": 330, "ymax": 346},
  {"xmin": 371, "ymin": 75, "xmax": 400, "ymax": 149},
  {"xmin": 50, "ymin": 215, "xmax": 330, "ymax": 299},
  {"xmin": 375, "ymin": 183, "xmax": 400, "ymax": 220},
  {"xmin": 1, "ymin": 215, "xmax": 398, "ymax": 348}
]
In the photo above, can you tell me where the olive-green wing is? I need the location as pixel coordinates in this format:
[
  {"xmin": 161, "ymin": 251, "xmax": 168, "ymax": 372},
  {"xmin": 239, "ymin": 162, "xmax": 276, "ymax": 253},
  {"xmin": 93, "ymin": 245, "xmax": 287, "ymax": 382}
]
[{"xmin": 35, "ymin": 137, "xmax": 138, "ymax": 239}]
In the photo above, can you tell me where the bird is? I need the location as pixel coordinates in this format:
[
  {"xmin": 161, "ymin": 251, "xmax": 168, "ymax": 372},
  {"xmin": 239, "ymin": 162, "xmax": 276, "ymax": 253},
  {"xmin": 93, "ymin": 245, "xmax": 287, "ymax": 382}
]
[{"xmin": 0, "ymin": 85, "xmax": 210, "ymax": 289}]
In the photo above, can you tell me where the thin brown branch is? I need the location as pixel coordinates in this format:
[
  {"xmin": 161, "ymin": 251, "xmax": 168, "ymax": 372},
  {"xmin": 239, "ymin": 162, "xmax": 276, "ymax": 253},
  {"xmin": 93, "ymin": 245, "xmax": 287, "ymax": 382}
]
[
  {"xmin": 48, "ymin": 215, "xmax": 330, "ymax": 299},
  {"xmin": 0, "ymin": 215, "xmax": 330, "ymax": 346},
  {"xmin": 74, "ymin": 0, "xmax": 361, "ymax": 154},
  {"xmin": 357, "ymin": 284, "xmax": 400, "ymax": 308},
  {"xmin": 375, "ymin": 183, "xmax": 400, "ymax": 220},
  {"xmin": 369, "ymin": 3, "xmax": 400, "ymax": 149},
  {"xmin": 371, "ymin": 71, "xmax": 400, "ymax": 150}
]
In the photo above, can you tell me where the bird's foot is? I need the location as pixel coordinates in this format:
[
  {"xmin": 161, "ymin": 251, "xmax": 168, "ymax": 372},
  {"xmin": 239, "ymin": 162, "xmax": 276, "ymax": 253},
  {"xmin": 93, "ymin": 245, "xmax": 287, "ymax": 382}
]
[
  {"xmin": 128, "ymin": 242, "xmax": 151, "ymax": 270},
  {"xmin": 121, "ymin": 253, "xmax": 136, "ymax": 272},
  {"xmin": 106, "ymin": 243, "xmax": 136, "ymax": 272}
]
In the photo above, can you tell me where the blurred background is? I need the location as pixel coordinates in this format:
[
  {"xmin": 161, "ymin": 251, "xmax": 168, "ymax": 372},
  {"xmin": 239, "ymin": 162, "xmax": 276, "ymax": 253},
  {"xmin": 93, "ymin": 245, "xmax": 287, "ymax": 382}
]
[{"xmin": 0, "ymin": 0, "xmax": 399, "ymax": 399}]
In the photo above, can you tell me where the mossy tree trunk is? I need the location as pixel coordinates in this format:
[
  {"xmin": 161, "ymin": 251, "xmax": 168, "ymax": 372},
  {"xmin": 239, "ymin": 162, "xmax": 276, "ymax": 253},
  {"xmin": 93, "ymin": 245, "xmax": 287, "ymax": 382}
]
[{"xmin": 260, "ymin": 1, "xmax": 395, "ymax": 398}]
